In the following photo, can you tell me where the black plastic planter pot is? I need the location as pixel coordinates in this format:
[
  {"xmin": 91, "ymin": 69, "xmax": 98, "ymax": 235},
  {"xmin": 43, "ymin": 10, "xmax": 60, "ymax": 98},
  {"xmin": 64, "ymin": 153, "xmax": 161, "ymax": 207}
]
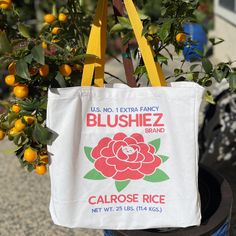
[{"xmin": 106, "ymin": 164, "xmax": 233, "ymax": 236}]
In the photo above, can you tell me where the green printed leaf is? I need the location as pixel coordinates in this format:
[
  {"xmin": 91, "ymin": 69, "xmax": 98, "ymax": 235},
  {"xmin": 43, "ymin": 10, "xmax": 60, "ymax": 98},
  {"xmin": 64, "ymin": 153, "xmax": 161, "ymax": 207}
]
[
  {"xmin": 144, "ymin": 169, "xmax": 169, "ymax": 182},
  {"xmin": 159, "ymin": 155, "xmax": 169, "ymax": 163},
  {"xmin": 115, "ymin": 180, "xmax": 130, "ymax": 192},
  {"xmin": 84, "ymin": 146, "xmax": 94, "ymax": 163},
  {"xmin": 149, "ymin": 138, "xmax": 161, "ymax": 152},
  {"xmin": 84, "ymin": 169, "xmax": 106, "ymax": 180}
]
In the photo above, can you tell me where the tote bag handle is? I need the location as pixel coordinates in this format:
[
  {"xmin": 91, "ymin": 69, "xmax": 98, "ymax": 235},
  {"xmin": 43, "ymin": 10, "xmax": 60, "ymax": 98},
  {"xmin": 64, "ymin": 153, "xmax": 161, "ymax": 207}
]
[{"xmin": 81, "ymin": 0, "xmax": 167, "ymax": 87}]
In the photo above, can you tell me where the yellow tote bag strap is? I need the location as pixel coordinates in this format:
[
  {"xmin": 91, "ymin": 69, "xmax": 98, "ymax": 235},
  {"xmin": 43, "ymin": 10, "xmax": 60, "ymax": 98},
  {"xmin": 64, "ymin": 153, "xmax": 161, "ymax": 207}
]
[
  {"xmin": 81, "ymin": 0, "xmax": 107, "ymax": 87},
  {"xmin": 94, "ymin": 0, "xmax": 107, "ymax": 87},
  {"xmin": 82, "ymin": 0, "xmax": 167, "ymax": 87},
  {"xmin": 123, "ymin": 0, "xmax": 166, "ymax": 87}
]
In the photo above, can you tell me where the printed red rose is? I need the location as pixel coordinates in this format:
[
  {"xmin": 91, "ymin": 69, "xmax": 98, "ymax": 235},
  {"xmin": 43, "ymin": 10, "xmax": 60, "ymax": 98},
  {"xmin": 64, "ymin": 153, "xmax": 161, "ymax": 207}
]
[{"xmin": 91, "ymin": 133, "xmax": 162, "ymax": 181}]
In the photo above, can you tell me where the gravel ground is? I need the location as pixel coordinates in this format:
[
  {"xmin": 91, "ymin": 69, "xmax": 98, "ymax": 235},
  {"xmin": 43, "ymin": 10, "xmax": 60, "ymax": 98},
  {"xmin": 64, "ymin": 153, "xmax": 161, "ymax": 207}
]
[{"xmin": 0, "ymin": 140, "xmax": 103, "ymax": 236}]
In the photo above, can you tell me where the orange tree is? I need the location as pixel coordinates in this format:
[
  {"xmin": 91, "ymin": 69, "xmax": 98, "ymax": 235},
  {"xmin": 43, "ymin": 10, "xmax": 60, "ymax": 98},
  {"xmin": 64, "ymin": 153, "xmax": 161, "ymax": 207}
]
[{"xmin": 0, "ymin": 0, "xmax": 235, "ymax": 175}]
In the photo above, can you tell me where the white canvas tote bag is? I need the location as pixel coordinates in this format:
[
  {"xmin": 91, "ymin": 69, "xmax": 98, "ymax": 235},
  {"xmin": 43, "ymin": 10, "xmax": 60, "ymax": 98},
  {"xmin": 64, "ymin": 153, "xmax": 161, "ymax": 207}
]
[{"xmin": 47, "ymin": 0, "xmax": 204, "ymax": 229}]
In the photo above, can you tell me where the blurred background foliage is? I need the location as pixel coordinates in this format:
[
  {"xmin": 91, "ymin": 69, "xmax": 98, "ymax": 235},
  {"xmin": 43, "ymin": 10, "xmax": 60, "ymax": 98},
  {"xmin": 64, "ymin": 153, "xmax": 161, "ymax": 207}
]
[{"xmin": 0, "ymin": 0, "xmax": 235, "ymax": 175}]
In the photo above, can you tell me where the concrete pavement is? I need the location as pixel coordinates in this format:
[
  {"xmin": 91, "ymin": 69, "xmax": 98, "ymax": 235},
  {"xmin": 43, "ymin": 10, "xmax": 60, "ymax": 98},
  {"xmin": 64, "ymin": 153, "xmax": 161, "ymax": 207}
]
[{"xmin": 0, "ymin": 139, "xmax": 103, "ymax": 236}]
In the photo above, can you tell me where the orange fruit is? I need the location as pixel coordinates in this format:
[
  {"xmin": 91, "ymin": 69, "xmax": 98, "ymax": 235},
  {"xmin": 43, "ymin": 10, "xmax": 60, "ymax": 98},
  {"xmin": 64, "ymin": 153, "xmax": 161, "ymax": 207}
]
[
  {"xmin": 0, "ymin": 129, "xmax": 5, "ymax": 140},
  {"xmin": 59, "ymin": 64, "xmax": 72, "ymax": 76},
  {"xmin": 29, "ymin": 67, "xmax": 38, "ymax": 76},
  {"xmin": 14, "ymin": 119, "xmax": 26, "ymax": 132},
  {"xmin": 44, "ymin": 14, "xmax": 55, "ymax": 24},
  {"xmin": 35, "ymin": 165, "xmax": 47, "ymax": 175},
  {"xmin": 8, "ymin": 62, "xmax": 16, "ymax": 75},
  {"xmin": 23, "ymin": 115, "xmax": 35, "ymax": 124},
  {"xmin": 8, "ymin": 127, "xmax": 19, "ymax": 136},
  {"xmin": 51, "ymin": 27, "xmax": 60, "ymax": 35},
  {"xmin": 73, "ymin": 64, "xmax": 83, "ymax": 72},
  {"xmin": 176, "ymin": 33, "xmax": 186, "ymax": 43},
  {"xmin": 51, "ymin": 39, "xmax": 60, "ymax": 43},
  {"xmin": 41, "ymin": 41, "xmax": 47, "ymax": 49},
  {"xmin": 39, "ymin": 64, "xmax": 49, "ymax": 77},
  {"xmin": 39, "ymin": 154, "xmax": 49, "ymax": 164},
  {"xmin": 5, "ymin": 75, "xmax": 17, "ymax": 86},
  {"xmin": 24, "ymin": 147, "xmax": 37, "ymax": 163},
  {"xmin": 13, "ymin": 84, "xmax": 29, "ymax": 98},
  {"xmin": 11, "ymin": 104, "xmax": 21, "ymax": 113},
  {"xmin": 0, "ymin": 0, "xmax": 11, "ymax": 9},
  {"xmin": 58, "ymin": 13, "xmax": 68, "ymax": 23}
]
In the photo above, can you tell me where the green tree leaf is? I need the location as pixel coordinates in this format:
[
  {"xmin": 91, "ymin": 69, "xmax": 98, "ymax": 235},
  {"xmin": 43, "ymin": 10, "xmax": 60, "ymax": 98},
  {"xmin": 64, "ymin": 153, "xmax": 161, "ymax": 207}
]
[
  {"xmin": 18, "ymin": 23, "xmax": 31, "ymax": 38},
  {"xmin": 27, "ymin": 164, "xmax": 34, "ymax": 172},
  {"xmin": 32, "ymin": 123, "xmax": 58, "ymax": 145},
  {"xmin": 159, "ymin": 155, "xmax": 169, "ymax": 163},
  {"xmin": 144, "ymin": 169, "xmax": 169, "ymax": 182},
  {"xmin": 84, "ymin": 169, "xmax": 106, "ymax": 180},
  {"xmin": 204, "ymin": 90, "xmax": 215, "ymax": 104},
  {"xmin": 202, "ymin": 58, "xmax": 213, "ymax": 73},
  {"xmin": 190, "ymin": 64, "xmax": 200, "ymax": 72},
  {"xmin": 31, "ymin": 45, "xmax": 45, "ymax": 65},
  {"xmin": 148, "ymin": 138, "xmax": 161, "ymax": 152},
  {"xmin": 110, "ymin": 23, "xmax": 126, "ymax": 34},
  {"xmin": 55, "ymin": 72, "xmax": 66, "ymax": 87},
  {"xmin": 24, "ymin": 54, "xmax": 33, "ymax": 64},
  {"xmin": 158, "ymin": 19, "xmax": 173, "ymax": 42},
  {"xmin": 134, "ymin": 65, "xmax": 146, "ymax": 76},
  {"xmin": 213, "ymin": 69, "xmax": 225, "ymax": 83},
  {"xmin": 16, "ymin": 59, "xmax": 31, "ymax": 80},
  {"xmin": 229, "ymin": 73, "xmax": 236, "ymax": 90},
  {"xmin": 0, "ymin": 30, "xmax": 12, "ymax": 54},
  {"xmin": 84, "ymin": 146, "xmax": 94, "ymax": 163},
  {"xmin": 209, "ymin": 37, "xmax": 224, "ymax": 46},
  {"xmin": 115, "ymin": 180, "xmax": 130, "ymax": 192},
  {"xmin": 117, "ymin": 16, "xmax": 132, "ymax": 29}
]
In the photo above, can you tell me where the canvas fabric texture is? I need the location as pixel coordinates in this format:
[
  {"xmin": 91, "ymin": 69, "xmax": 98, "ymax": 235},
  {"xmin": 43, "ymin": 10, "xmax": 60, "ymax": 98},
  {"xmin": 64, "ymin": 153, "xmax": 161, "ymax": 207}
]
[
  {"xmin": 47, "ymin": 0, "xmax": 204, "ymax": 230},
  {"xmin": 47, "ymin": 82, "xmax": 204, "ymax": 229}
]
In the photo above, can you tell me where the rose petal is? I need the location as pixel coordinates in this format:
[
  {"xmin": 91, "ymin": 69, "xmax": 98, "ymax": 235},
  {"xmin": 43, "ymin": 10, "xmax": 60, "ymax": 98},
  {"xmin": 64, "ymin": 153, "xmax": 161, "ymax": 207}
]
[
  {"xmin": 124, "ymin": 137, "xmax": 137, "ymax": 145},
  {"xmin": 113, "ymin": 133, "xmax": 127, "ymax": 141},
  {"xmin": 142, "ymin": 152, "xmax": 155, "ymax": 163},
  {"xmin": 134, "ymin": 152, "xmax": 145, "ymax": 162},
  {"xmin": 131, "ymin": 133, "xmax": 144, "ymax": 143},
  {"xmin": 107, "ymin": 157, "xmax": 141, "ymax": 171},
  {"xmin": 127, "ymin": 150, "xmax": 138, "ymax": 162},
  {"xmin": 91, "ymin": 146, "xmax": 102, "ymax": 159},
  {"xmin": 116, "ymin": 147, "xmax": 128, "ymax": 160},
  {"xmin": 112, "ymin": 169, "xmax": 144, "ymax": 181},
  {"xmin": 94, "ymin": 157, "xmax": 117, "ymax": 177},
  {"xmin": 91, "ymin": 137, "xmax": 112, "ymax": 159},
  {"xmin": 137, "ymin": 143, "xmax": 149, "ymax": 153},
  {"xmin": 148, "ymin": 144, "xmax": 155, "ymax": 154},
  {"xmin": 139, "ymin": 157, "xmax": 161, "ymax": 175},
  {"xmin": 98, "ymin": 137, "xmax": 112, "ymax": 147},
  {"xmin": 100, "ymin": 141, "xmax": 115, "ymax": 157},
  {"xmin": 130, "ymin": 144, "xmax": 140, "ymax": 152},
  {"xmin": 113, "ymin": 141, "xmax": 127, "ymax": 155}
]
